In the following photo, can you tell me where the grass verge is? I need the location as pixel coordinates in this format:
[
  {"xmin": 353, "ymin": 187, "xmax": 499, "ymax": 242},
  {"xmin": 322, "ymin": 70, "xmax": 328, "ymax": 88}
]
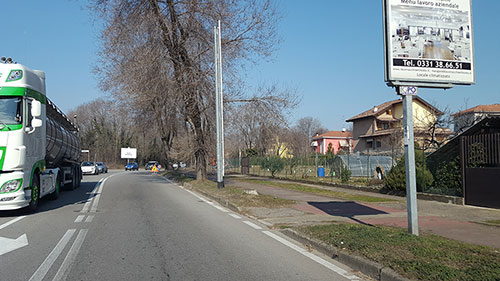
[
  {"xmin": 486, "ymin": 220, "xmax": 500, "ymax": 226},
  {"xmin": 165, "ymin": 172, "xmax": 295, "ymax": 209},
  {"xmin": 241, "ymin": 179, "xmax": 394, "ymax": 203},
  {"xmin": 298, "ymin": 223, "xmax": 500, "ymax": 281}
]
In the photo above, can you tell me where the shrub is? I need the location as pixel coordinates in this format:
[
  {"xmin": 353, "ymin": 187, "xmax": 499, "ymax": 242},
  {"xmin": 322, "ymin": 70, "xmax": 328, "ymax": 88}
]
[
  {"xmin": 431, "ymin": 156, "xmax": 462, "ymax": 196},
  {"xmin": 340, "ymin": 165, "xmax": 352, "ymax": 183},
  {"xmin": 260, "ymin": 156, "xmax": 285, "ymax": 177},
  {"xmin": 384, "ymin": 149, "xmax": 433, "ymax": 192}
]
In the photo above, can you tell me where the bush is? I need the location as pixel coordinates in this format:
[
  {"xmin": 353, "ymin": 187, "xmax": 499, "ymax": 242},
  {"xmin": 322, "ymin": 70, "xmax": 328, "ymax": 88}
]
[
  {"xmin": 384, "ymin": 149, "xmax": 433, "ymax": 192},
  {"xmin": 340, "ymin": 165, "xmax": 352, "ymax": 183},
  {"xmin": 260, "ymin": 156, "xmax": 285, "ymax": 177},
  {"xmin": 431, "ymin": 156, "xmax": 462, "ymax": 196}
]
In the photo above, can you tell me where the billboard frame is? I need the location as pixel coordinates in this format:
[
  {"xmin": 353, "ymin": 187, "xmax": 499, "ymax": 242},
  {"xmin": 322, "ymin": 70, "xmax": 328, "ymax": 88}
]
[
  {"xmin": 383, "ymin": 0, "xmax": 475, "ymax": 88},
  {"xmin": 120, "ymin": 147, "xmax": 137, "ymax": 159}
]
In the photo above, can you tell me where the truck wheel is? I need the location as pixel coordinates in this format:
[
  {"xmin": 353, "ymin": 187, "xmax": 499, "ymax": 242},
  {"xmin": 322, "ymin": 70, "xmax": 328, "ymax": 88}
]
[
  {"xmin": 28, "ymin": 174, "xmax": 40, "ymax": 212},
  {"xmin": 48, "ymin": 174, "xmax": 60, "ymax": 200}
]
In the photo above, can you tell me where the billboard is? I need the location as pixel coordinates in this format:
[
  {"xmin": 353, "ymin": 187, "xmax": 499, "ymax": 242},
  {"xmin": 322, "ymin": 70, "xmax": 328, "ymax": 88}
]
[
  {"xmin": 121, "ymin": 147, "xmax": 137, "ymax": 159},
  {"xmin": 384, "ymin": 0, "xmax": 474, "ymax": 87}
]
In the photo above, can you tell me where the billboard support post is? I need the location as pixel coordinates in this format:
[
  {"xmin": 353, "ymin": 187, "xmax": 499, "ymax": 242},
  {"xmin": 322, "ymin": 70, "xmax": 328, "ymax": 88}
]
[{"xmin": 399, "ymin": 86, "xmax": 419, "ymax": 236}]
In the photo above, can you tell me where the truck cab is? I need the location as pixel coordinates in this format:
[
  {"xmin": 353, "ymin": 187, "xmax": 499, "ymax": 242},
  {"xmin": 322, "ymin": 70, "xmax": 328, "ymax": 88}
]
[{"xmin": 0, "ymin": 60, "xmax": 81, "ymax": 211}]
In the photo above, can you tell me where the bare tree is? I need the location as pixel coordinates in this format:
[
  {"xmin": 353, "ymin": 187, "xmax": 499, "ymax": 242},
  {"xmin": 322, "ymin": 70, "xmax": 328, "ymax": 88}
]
[
  {"xmin": 90, "ymin": 0, "xmax": 281, "ymax": 179},
  {"xmin": 289, "ymin": 117, "xmax": 327, "ymax": 156}
]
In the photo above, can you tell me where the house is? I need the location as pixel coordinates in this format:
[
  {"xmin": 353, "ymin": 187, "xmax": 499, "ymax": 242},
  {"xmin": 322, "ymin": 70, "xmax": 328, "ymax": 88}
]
[
  {"xmin": 452, "ymin": 104, "xmax": 500, "ymax": 133},
  {"xmin": 346, "ymin": 96, "xmax": 452, "ymax": 154},
  {"xmin": 311, "ymin": 130, "xmax": 353, "ymax": 154}
]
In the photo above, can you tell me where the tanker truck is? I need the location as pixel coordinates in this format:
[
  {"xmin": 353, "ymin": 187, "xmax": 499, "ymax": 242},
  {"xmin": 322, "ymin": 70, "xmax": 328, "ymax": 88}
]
[{"xmin": 0, "ymin": 59, "xmax": 82, "ymax": 211}]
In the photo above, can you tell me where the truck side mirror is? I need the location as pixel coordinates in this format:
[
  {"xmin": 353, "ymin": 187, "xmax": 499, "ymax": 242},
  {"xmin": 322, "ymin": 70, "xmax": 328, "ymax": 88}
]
[
  {"xmin": 31, "ymin": 100, "xmax": 41, "ymax": 117},
  {"xmin": 32, "ymin": 118, "xmax": 42, "ymax": 128}
]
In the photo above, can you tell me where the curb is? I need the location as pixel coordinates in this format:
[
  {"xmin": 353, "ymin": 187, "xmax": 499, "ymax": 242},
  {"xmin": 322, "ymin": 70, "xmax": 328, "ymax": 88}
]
[
  {"xmin": 181, "ymin": 182, "xmax": 241, "ymax": 214},
  {"xmin": 280, "ymin": 228, "xmax": 413, "ymax": 281}
]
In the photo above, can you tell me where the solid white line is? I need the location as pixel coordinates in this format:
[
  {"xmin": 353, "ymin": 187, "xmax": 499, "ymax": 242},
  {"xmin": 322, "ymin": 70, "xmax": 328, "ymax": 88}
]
[
  {"xmin": 85, "ymin": 215, "xmax": 94, "ymax": 223},
  {"xmin": 28, "ymin": 229, "xmax": 76, "ymax": 281},
  {"xmin": 52, "ymin": 229, "xmax": 88, "ymax": 281},
  {"xmin": 229, "ymin": 213, "xmax": 242, "ymax": 219},
  {"xmin": 262, "ymin": 231, "xmax": 360, "ymax": 281},
  {"xmin": 74, "ymin": 215, "xmax": 85, "ymax": 223},
  {"xmin": 243, "ymin": 221, "xmax": 263, "ymax": 230},
  {"xmin": 0, "ymin": 216, "xmax": 26, "ymax": 230},
  {"xmin": 90, "ymin": 178, "xmax": 105, "ymax": 212}
]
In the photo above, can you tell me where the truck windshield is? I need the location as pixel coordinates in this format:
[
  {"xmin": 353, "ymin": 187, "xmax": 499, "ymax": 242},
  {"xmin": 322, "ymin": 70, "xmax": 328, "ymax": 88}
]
[{"xmin": 0, "ymin": 97, "xmax": 22, "ymax": 125}]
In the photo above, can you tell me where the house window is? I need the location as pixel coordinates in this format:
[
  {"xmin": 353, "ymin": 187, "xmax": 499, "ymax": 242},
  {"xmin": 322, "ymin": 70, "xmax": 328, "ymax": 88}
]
[
  {"xmin": 382, "ymin": 123, "xmax": 390, "ymax": 130},
  {"xmin": 376, "ymin": 141, "xmax": 382, "ymax": 148}
]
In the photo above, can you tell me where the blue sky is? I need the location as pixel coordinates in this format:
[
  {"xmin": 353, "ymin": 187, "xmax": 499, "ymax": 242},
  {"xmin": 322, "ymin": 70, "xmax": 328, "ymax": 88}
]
[{"xmin": 3, "ymin": 1, "xmax": 499, "ymax": 130}]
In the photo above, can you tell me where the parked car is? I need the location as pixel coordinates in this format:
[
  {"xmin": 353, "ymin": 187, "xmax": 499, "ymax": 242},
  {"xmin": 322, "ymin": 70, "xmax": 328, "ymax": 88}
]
[
  {"xmin": 82, "ymin": 161, "xmax": 99, "ymax": 175},
  {"xmin": 145, "ymin": 161, "xmax": 159, "ymax": 170},
  {"xmin": 125, "ymin": 162, "xmax": 139, "ymax": 171},
  {"xmin": 96, "ymin": 162, "xmax": 108, "ymax": 173}
]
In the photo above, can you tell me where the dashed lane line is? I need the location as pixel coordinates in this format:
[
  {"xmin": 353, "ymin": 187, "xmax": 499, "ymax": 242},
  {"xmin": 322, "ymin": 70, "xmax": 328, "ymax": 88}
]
[
  {"xmin": 85, "ymin": 215, "xmax": 94, "ymax": 223},
  {"xmin": 0, "ymin": 216, "xmax": 26, "ymax": 230},
  {"xmin": 243, "ymin": 221, "xmax": 262, "ymax": 230},
  {"xmin": 262, "ymin": 231, "xmax": 361, "ymax": 281},
  {"xmin": 74, "ymin": 215, "xmax": 85, "ymax": 223},
  {"xmin": 81, "ymin": 181, "xmax": 100, "ymax": 213},
  {"xmin": 28, "ymin": 229, "xmax": 76, "ymax": 281},
  {"xmin": 52, "ymin": 229, "xmax": 88, "ymax": 281},
  {"xmin": 90, "ymin": 177, "xmax": 106, "ymax": 213},
  {"xmin": 229, "ymin": 213, "xmax": 242, "ymax": 219}
]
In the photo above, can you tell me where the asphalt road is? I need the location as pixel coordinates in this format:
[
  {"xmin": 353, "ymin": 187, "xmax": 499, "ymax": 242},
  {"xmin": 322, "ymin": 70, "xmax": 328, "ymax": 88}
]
[{"xmin": 0, "ymin": 170, "xmax": 366, "ymax": 281}]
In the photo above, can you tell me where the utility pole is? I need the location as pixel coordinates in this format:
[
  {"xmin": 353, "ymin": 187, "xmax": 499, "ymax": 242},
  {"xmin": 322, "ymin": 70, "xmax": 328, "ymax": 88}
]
[
  {"xmin": 399, "ymin": 86, "xmax": 419, "ymax": 236},
  {"xmin": 214, "ymin": 20, "xmax": 224, "ymax": 188}
]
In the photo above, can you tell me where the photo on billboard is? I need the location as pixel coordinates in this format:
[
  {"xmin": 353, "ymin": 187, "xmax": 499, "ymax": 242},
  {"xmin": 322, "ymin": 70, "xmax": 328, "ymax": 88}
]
[{"xmin": 384, "ymin": 0, "xmax": 474, "ymax": 87}]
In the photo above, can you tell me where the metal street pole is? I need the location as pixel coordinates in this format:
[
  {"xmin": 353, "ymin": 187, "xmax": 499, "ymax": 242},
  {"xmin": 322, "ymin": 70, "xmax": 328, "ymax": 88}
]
[
  {"xmin": 214, "ymin": 20, "xmax": 225, "ymax": 188},
  {"xmin": 400, "ymin": 86, "xmax": 419, "ymax": 236}
]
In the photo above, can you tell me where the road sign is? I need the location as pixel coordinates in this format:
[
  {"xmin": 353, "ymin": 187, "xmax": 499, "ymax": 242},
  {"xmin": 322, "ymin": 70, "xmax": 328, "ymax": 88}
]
[{"xmin": 399, "ymin": 86, "xmax": 418, "ymax": 96}]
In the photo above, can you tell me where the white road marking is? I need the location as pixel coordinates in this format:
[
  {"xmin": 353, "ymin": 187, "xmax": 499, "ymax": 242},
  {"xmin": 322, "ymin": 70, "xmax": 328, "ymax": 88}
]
[
  {"xmin": 0, "ymin": 234, "xmax": 28, "ymax": 256},
  {"xmin": 85, "ymin": 215, "xmax": 94, "ymax": 223},
  {"xmin": 29, "ymin": 229, "xmax": 76, "ymax": 281},
  {"xmin": 52, "ymin": 229, "xmax": 88, "ymax": 281},
  {"xmin": 206, "ymin": 201, "xmax": 229, "ymax": 212},
  {"xmin": 0, "ymin": 216, "xmax": 26, "ymax": 230},
  {"xmin": 229, "ymin": 213, "xmax": 242, "ymax": 219},
  {"xmin": 81, "ymin": 183, "xmax": 99, "ymax": 213},
  {"xmin": 74, "ymin": 215, "xmax": 85, "ymax": 223},
  {"xmin": 262, "ymin": 231, "xmax": 360, "ymax": 281},
  {"xmin": 243, "ymin": 221, "xmax": 263, "ymax": 230},
  {"xmin": 90, "ymin": 178, "xmax": 105, "ymax": 212}
]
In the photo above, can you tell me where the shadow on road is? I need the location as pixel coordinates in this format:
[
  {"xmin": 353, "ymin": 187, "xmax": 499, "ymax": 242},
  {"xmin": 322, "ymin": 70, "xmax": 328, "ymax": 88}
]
[
  {"xmin": 0, "ymin": 180, "xmax": 100, "ymax": 217},
  {"xmin": 308, "ymin": 201, "xmax": 388, "ymax": 226}
]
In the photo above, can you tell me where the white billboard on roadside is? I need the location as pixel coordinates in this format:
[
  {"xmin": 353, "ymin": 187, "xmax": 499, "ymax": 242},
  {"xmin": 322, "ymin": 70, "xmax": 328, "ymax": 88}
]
[
  {"xmin": 121, "ymin": 147, "xmax": 137, "ymax": 159},
  {"xmin": 383, "ymin": 0, "xmax": 474, "ymax": 87}
]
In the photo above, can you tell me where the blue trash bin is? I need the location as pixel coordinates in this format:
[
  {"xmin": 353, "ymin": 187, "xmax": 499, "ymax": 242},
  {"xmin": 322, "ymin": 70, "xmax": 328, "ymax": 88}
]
[{"xmin": 318, "ymin": 167, "xmax": 325, "ymax": 177}]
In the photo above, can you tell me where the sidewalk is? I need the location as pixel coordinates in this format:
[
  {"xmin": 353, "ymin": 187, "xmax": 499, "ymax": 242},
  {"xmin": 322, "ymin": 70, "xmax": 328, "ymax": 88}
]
[{"xmin": 225, "ymin": 175, "xmax": 500, "ymax": 249}]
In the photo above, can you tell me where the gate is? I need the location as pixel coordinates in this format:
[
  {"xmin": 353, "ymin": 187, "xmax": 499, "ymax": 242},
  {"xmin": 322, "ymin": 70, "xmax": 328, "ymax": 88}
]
[
  {"xmin": 241, "ymin": 157, "xmax": 250, "ymax": 175},
  {"xmin": 461, "ymin": 133, "xmax": 500, "ymax": 208}
]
